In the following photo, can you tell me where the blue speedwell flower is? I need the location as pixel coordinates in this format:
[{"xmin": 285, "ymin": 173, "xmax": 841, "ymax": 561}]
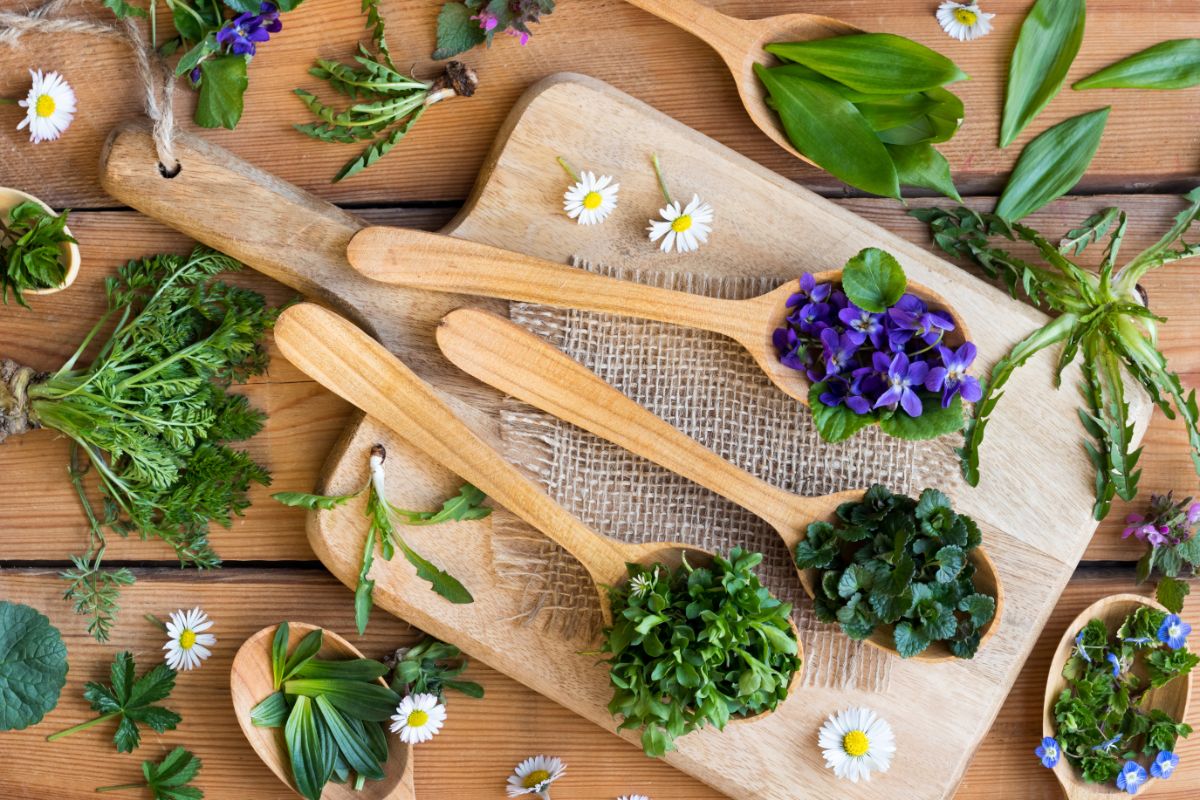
[
  {"xmin": 1092, "ymin": 732, "xmax": 1122, "ymax": 753},
  {"xmin": 1035, "ymin": 736, "xmax": 1060, "ymax": 768},
  {"xmin": 1075, "ymin": 631, "xmax": 1092, "ymax": 662},
  {"xmin": 1116, "ymin": 760, "xmax": 1148, "ymax": 794},
  {"xmin": 1157, "ymin": 614, "xmax": 1192, "ymax": 650},
  {"xmin": 1151, "ymin": 751, "xmax": 1179, "ymax": 780},
  {"xmin": 1107, "ymin": 652, "xmax": 1122, "ymax": 677},
  {"xmin": 217, "ymin": 2, "xmax": 282, "ymax": 57}
]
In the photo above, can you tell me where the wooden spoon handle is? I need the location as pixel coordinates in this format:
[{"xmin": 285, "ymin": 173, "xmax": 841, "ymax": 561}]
[
  {"xmin": 621, "ymin": 0, "xmax": 752, "ymax": 48},
  {"xmin": 273, "ymin": 303, "xmax": 633, "ymax": 593},
  {"xmin": 436, "ymin": 308, "xmax": 802, "ymax": 534},
  {"xmin": 347, "ymin": 226, "xmax": 741, "ymax": 338}
]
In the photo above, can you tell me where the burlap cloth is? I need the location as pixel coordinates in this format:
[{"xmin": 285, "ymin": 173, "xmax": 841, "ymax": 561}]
[{"xmin": 493, "ymin": 259, "xmax": 957, "ymax": 691}]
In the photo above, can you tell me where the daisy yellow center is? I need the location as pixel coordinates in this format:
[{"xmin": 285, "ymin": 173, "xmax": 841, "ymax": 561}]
[
  {"xmin": 406, "ymin": 710, "xmax": 429, "ymax": 727},
  {"xmin": 522, "ymin": 770, "xmax": 551, "ymax": 788},
  {"xmin": 953, "ymin": 8, "xmax": 978, "ymax": 24},
  {"xmin": 179, "ymin": 629, "xmax": 197, "ymax": 650},
  {"xmin": 582, "ymin": 191, "xmax": 603, "ymax": 210},
  {"xmin": 843, "ymin": 730, "xmax": 870, "ymax": 757},
  {"xmin": 671, "ymin": 215, "xmax": 693, "ymax": 233},
  {"xmin": 35, "ymin": 94, "xmax": 56, "ymax": 118}
]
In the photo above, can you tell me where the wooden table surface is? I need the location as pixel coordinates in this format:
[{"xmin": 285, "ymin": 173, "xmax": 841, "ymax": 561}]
[{"xmin": 1, "ymin": 1, "xmax": 1197, "ymax": 798}]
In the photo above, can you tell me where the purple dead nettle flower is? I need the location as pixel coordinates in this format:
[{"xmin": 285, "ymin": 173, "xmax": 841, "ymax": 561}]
[
  {"xmin": 217, "ymin": 2, "xmax": 282, "ymax": 57},
  {"xmin": 926, "ymin": 342, "xmax": 982, "ymax": 408},
  {"xmin": 1122, "ymin": 492, "xmax": 1199, "ymax": 547},
  {"xmin": 472, "ymin": 10, "xmax": 501, "ymax": 32},
  {"xmin": 875, "ymin": 351, "xmax": 929, "ymax": 418}
]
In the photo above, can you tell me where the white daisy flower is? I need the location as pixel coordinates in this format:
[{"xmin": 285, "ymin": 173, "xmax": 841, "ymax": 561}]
[
  {"xmin": 618, "ymin": 795, "xmax": 650, "ymax": 800},
  {"xmin": 162, "ymin": 607, "xmax": 216, "ymax": 671},
  {"xmin": 818, "ymin": 707, "xmax": 896, "ymax": 783},
  {"xmin": 506, "ymin": 754, "xmax": 566, "ymax": 798},
  {"xmin": 936, "ymin": 2, "xmax": 995, "ymax": 42},
  {"xmin": 16, "ymin": 69, "xmax": 76, "ymax": 143},
  {"xmin": 628, "ymin": 572, "xmax": 654, "ymax": 598},
  {"xmin": 648, "ymin": 193, "xmax": 714, "ymax": 254},
  {"xmin": 389, "ymin": 692, "xmax": 447, "ymax": 744},
  {"xmin": 563, "ymin": 169, "xmax": 619, "ymax": 226}
]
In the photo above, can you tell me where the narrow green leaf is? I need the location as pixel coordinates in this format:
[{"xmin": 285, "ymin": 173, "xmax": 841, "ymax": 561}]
[
  {"xmin": 888, "ymin": 143, "xmax": 961, "ymax": 202},
  {"xmin": 294, "ymin": 658, "xmax": 390, "ymax": 682},
  {"xmin": 394, "ymin": 538, "xmax": 474, "ymax": 604},
  {"xmin": 271, "ymin": 623, "xmax": 289, "ymax": 690},
  {"xmin": 1074, "ymin": 39, "xmax": 1200, "ymax": 90},
  {"xmin": 314, "ymin": 695, "xmax": 385, "ymax": 781},
  {"xmin": 284, "ymin": 679, "xmax": 400, "ymax": 722},
  {"xmin": 1000, "ymin": 0, "xmax": 1087, "ymax": 147},
  {"xmin": 272, "ymin": 490, "xmax": 359, "ymax": 511},
  {"xmin": 765, "ymin": 33, "xmax": 966, "ymax": 95},
  {"xmin": 996, "ymin": 108, "xmax": 1110, "ymax": 222},
  {"xmin": 755, "ymin": 64, "xmax": 900, "ymax": 199},
  {"xmin": 284, "ymin": 696, "xmax": 335, "ymax": 800},
  {"xmin": 251, "ymin": 691, "xmax": 290, "ymax": 728},
  {"xmin": 282, "ymin": 629, "xmax": 323, "ymax": 684}
]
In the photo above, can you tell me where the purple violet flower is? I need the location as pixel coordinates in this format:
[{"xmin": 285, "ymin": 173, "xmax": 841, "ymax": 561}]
[
  {"xmin": 874, "ymin": 352, "xmax": 929, "ymax": 417},
  {"xmin": 217, "ymin": 2, "xmax": 281, "ymax": 57},
  {"xmin": 925, "ymin": 342, "xmax": 982, "ymax": 408},
  {"xmin": 786, "ymin": 273, "xmax": 832, "ymax": 309},
  {"xmin": 888, "ymin": 293, "xmax": 955, "ymax": 346},
  {"xmin": 838, "ymin": 302, "xmax": 885, "ymax": 348},
  {"xmin": 819, "ymin": 327, "xmax": 864, "ymax": 378}
]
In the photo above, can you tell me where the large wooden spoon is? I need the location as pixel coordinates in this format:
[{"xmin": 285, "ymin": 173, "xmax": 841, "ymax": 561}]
[
  {"xmin": 622, "ymin": 0, "xmax": 861, "ymax": 161},
  {"xmin": 346, "ymin": 227, "xmax": 967, "ymax": 407},
  {"xmin": 1043, "ymin": 594, "xmax": 1193, "ymax": 799},
  {"xmin": 436, "ymin": 307, "xmax": 1003, "ymax": 663},
  {"xmin": 230, "ymin": 623, "xmax": 415, "ymax": 800},
  {"xmin": 272, "ymin": 302, "xmax": 715, "ymax": 626}
]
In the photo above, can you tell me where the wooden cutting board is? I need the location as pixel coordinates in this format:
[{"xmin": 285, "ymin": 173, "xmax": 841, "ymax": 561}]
[{"xmin": 100, "ymin": 74, "xmax": 1153, "ymax": 800}]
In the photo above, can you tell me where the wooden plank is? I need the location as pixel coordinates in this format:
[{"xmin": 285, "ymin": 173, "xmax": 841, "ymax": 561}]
[
  {"xmin": 0, "ymin": 0, "xmax": 1197, "ymax": 208},
  {"xmin": 0, "ymin": 568, "xmax": 1195, "ymax": 798},
  {"xmin": 2, "ymin": 193, "xmax": 1195, "ymax": 564}
]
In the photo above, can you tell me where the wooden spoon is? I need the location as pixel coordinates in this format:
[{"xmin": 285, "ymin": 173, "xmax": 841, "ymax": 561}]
[
  {"xmin": 436, "ymin": 307, "xmax": 1003, "ymax": 663},
  {"xmin": 230, "ymin": 623, "xmax": 415, "ymax": 800},
  {"xmin": 1043, "ymin": 594, "xmax": 1194, "ymax": 799},
  {"xmin": 622, "ymin": 0, "xmax": 861, "ymax": 162},
  {"xmin": 346, "ymin": 227, "xmax": 968, "ymax": 407},
  {"xmin": 271, "ymin": 302, "xmax": 716, "ymax": 626}
]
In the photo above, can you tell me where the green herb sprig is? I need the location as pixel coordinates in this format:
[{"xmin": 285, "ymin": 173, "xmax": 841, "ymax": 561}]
[
  {"xmin": 0, "ymin": 200, "xmax": 74, "ymax": 307},
  {"xmin": 755, "ymin": 33, "xmax": 966, "ymax": 200},
  {"xmin": 274, "ymin": 445, "xmax": 489, "ymax": 633},
  {"xmin": 602, "ymin": 547, "xmax": 801, "ymax": 758},
  {"xmin": 1051, "ymin": 607, "xmax": 1196, "ymax": 787},
  {"xmin": 294, "ymin": 0, "xmax": 479, "ymax": 182},
  {"xmin": 96, "ymin": 746, "xmax": 204, "ymax": 800},
  {"xmin": 914, "ymin": 188, "xmax": 1200, "ymax": 519},
  {"xmin": 796, "ymin": 486, "xmax": 996, "ymax": 659},
  {"xmin": 250, "ymin": 623, "xmax": 402, "ymax": 799},
  {"xmin": 386, "ymin": 636, "xmax": 483, "ymax": 700},
  {"xmin": 0, "ymin": 247, "xmax": 279, "ymax": 640},
  {"xmin": 47, "ymin": 651, "xmax": 180, "ymax": 752}
]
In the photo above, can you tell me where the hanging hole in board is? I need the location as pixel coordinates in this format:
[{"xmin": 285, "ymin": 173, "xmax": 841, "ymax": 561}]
[{"xmin": 158, "ymin": 161, "xmax": 182, "ymax": 179}]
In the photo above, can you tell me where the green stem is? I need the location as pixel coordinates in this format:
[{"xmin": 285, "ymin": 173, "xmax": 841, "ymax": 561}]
[
  {"xmin": 0, "ymin": 97, "xmax": 18, "ymax": 105},
  {"xmin": 651, "ymin": 153, "xmax": 673, "ymax": 205},
  {"xmin": 46, "ymin": 710, "xmax": 121, "ymax": 741},
  {"xmin": 555, "ymin": 156, "xmax": 580, "ymax": 183},
  {"xmin": 162, "ymin": 0, "xmax": 206, "ymax": 30},
  {"xmin": 145, "ymin": 613, "xmax": 168, "ymax": 633},
  {"xmin": 95, "ymin": 783, "xmax": 145, "ymax": 794}
]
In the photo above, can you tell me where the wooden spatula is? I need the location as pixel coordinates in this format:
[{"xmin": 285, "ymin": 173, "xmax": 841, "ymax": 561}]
[
  {"xmin": 436, "ymin": 307, "xmax": 1004, "ymax": 663},
  {"xmin": 271, "ymin": 302, "xmax": 716, "ymax": 625},
  {"xmin": 346, "ymin": 226, "xmax": 967, "ymax": 407},
  {"xmin": 622, "ymin": 0, "xmax": 861, "ymax": 162}
]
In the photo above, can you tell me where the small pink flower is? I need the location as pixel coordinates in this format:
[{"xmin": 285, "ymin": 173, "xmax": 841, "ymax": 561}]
[
  {"xmin": 1188, "ymin": 502, "xmax": 1200, "ymax": 525},
  {"xmin": 471, "ymin": 11, "xmax": 499, "ymax": 32},
  {"xmin": 506, "ymin": 28, "xmax": 530, "ymax": 45},
  {"xmin": 1148, "ymin": 529, "xmax": 1169, "ymax": 547}
]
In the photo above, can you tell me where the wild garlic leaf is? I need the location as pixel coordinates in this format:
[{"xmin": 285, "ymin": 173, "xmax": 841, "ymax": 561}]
[
  {"xmin": 1000, "ymin": 0, "xmax": 1087, "ymax": 147},
  {"xmin": 997, "ymin": 107, "xmax": 1110, "ymax": 222},
  {"xmin": 140, "ymin": 746, "xmax": 204, "ymax": 800},
  {"xmin": 0, "ymin": 601, "xmax": 68, "ymax": 731},
  {"xmin": 251, "ymin": 691, "xmax": 290, "ymax": 728},
  {"xmin": 887, "ymin": 143, "xmax": 962, "ymax": 202},
  {"xmin": 80, "ymin": 651, "xmax": 181, "ymax": 752},
  {"xmin": 1074, "ymin": 39, "xmax": 1200, "ymax": 90},
  {"xmin": 754, "ymin": 64, "xmax": 900, "ymax": 199},
  {"xmin": 765, "ymin": 33, "xmax": 966, "ymax": 95},
  {"xmin": 285, "ymin": 696, "xmax": 336, "ymax": 800},
  {"xmin": 282, "ymin": 629, "xmax": 324, "ymax": 684},
  {"xmin": 283, "ymin": 679, "xmax": 400, "ymax": 722}
]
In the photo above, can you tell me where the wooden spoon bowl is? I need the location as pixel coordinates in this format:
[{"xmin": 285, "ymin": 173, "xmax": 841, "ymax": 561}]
[
  {"xmin": 346, "ymin": 228, "xmax": 971, "ymax": 408},
  {"xmin": 230, "ymin": 623, "xmax": 414, "ymax": 800},
  {"xmin": 436, "ymin": 308, "xmax": 999, "ymax": 663},
  {"xmin": 622, "ymin": 0, "xmax": 862, "ymax": 162},
  {"xmin": 1043, "ymin": 594, "xmax": 1194, "ymax": 799}
]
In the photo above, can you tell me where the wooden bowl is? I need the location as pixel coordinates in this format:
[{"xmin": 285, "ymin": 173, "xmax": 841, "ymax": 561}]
[
  {"xmin": 1043, "ymin": 594, "xmax": 1194, "ymax": 799},
  {"xmin": 230, "ymin": 622, "xmax": 415, "ymax": 800},
  {"xmin": 0, "ymin": 187, "xmax": 80, "ymax": 295}
]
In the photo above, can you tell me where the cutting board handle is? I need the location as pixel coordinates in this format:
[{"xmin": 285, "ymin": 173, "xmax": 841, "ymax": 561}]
[{"xmin": 273, "ymin": 303, "xmax": 633, "ymax": 602}]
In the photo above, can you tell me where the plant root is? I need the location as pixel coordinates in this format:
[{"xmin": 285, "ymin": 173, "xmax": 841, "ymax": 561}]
[{"xmin": 0, "ymin": 358, "xmax": 40, "ymax": 444}]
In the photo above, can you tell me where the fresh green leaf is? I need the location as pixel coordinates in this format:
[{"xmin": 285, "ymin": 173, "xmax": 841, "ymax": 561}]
[
  {"xmin": 841, "ymin": 247, "xmax": 907, "ymax": 313},
  {"xmin": 1, "ymin": 201, "xmax": 74, "ymax": 308},
  {"xmin": 55, "ymin": 651, "xmax": 180, "ymax": 752},
  {"xmin": 765, "ymin": 34, "xmax": 967, "ymax": 95},
  {"xmin": 888, "ymin": 143, "xmax": 962, "ymax": 202},
  {"xmin": 996, "ymin": 108, "xmax": 1110, "ymax": 222},
  {"xmin": 959, "ymin": 593, "xmax": 997, "ymax": 627},
  {"xmin": 935, "ymin": 545, "xmax": 966, "ymax": 583},
  {"xmin": 878, "ymin": 393, "xmax": 965, "ymax": 441},
  {"xmin": 432, "ymin": 1, "xmax": 487, "ymax": 59},
  {"xmin": 1074, "ymin": 39, "xmax": 1200, "ymax": 90},
  {"xmin": 1000, "ymin": 0, "xmax": 1087, "ymax": 147},
  {"xmin": 250, "ymin": 691, "xmax": 290, "ymax": 728},
  {"xmin": 808, "ymin": 382, "xmax": 877, "ymax": 443},
  {"xmin": 295, "ymin": 658, "xmax": 390, "ymax": 682},
  {"xmin": 102, "ymin": 0, "xmax": 147, "ymax": 18},
  {"xmin": 196, "ymin": 55, "xmax": 249, "ymax": 130},
  {"xmin": 272, "ymin": 623, "xmax": 289, "ymax": 690},
  {"xmin": 1156, "ymin": 576, "xmax": 1191, "ymax": 614},
  {"xmin": 133, "ymin": 746, "xmax": 204, "ymax": 800},
  {"xmin": 314, "ymin": 695, "xmax": 385, "ymax": 781},
  {"xmin": 175, "ymin": 34, "xmax": 218, "ymax": 78},
  {"xmin": 755, "ymin": 64, "xmax": 900, "ymax": 199},
  {"xmin": 272, "ymin": 491, "xmax": 359, "ymax": 511},
  {"xmin": 394, "ymin": 536, "xmax": 474, "ymax": 604},
  {"xmin": 0, "ymin": 601, "xmax": 68, "ymax": 731},
  {"xmin": 389, "ymin": 636, "xmax": 483, "ymax": 700},
  {"xmin": 284, "ymin": 679, "xmax": 401, "ymax": 722},
  {"xmin": 283, "ymin": 629, "xmax": 324, "ymax": 684},
  {"xmin": 285, "ymin": 696, "xmax": 336, "ymax": 800},
  {"xmin": 894, "ymin": 620, "xmax": 931, "ymax": 658}
]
